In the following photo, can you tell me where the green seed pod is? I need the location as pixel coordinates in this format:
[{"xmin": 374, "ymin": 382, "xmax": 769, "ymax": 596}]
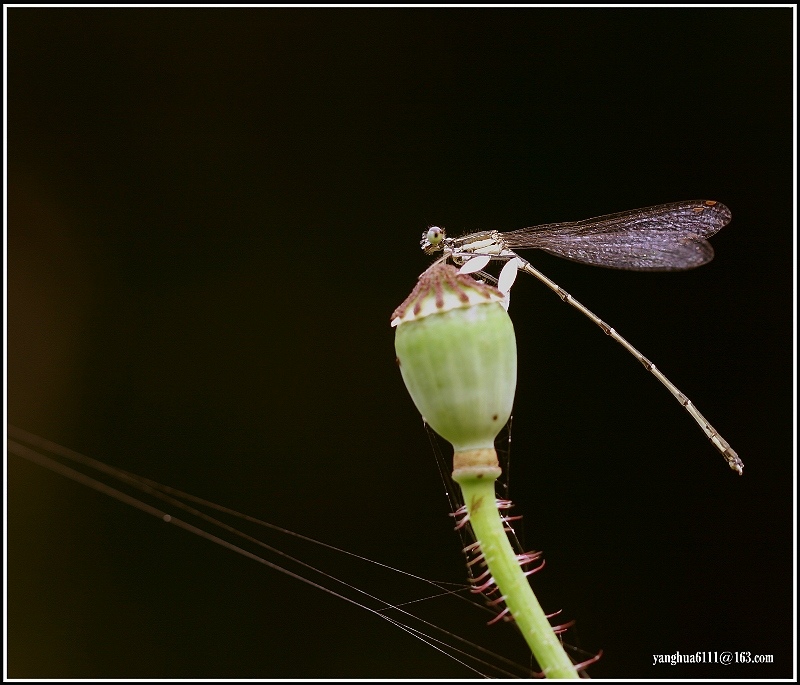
[{"xmin": 392, "ymin": 263, "xmax": 517, "ymax": 458}]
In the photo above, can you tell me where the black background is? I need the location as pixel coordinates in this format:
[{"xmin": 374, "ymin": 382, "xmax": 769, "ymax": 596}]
[{"xmin": 7, "ymin": 7, "xmax": 793, "ymax": 680}]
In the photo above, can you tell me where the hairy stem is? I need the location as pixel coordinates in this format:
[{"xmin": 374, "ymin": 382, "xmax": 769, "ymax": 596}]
[{"xmin": 453, "ymin": 470, "xmax": 578, "ymax": 679}]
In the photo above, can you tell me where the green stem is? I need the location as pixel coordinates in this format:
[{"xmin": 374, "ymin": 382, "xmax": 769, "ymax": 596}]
[{"xmin": 453, "ymin": 471, "xmax": 578, "ymax": 679}]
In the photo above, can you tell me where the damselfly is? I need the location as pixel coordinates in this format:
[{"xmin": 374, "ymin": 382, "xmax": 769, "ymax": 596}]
[{"xmin": 421, "ymin": 200, "xmax": 742, "ymax": 475}]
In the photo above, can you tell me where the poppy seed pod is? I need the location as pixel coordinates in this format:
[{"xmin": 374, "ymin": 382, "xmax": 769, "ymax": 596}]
[{"xmin": 392, "ymin": 263, "xmax": 517, "ymax": 465}]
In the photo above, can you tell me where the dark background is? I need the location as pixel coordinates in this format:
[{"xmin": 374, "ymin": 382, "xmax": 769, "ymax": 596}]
[{"xmin": 7, "ymin": 7, "xmax": 793, "ymax": 680}]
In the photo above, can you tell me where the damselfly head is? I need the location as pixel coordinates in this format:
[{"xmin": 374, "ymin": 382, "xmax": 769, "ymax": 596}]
[{"xmin": 421, "ymin": 225, "xmax": 446, "ymax": 254}]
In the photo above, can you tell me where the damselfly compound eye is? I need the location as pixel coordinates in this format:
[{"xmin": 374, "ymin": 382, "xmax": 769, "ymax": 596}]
[
  {"xmin": 427, "ymin": 226, "xmax": 444, "ymax": 245},
  {"xmin": 421, "ymin": 226, "xmax": 446, "ymax": 253}
]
